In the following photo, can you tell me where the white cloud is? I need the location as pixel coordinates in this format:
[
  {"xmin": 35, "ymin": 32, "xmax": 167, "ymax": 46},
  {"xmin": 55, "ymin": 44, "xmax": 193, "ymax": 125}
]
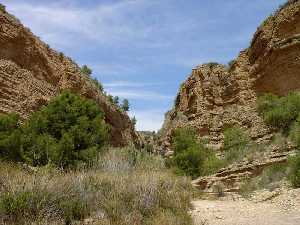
[
  {"xmin": 2, "ymin": 0, "xmax": 156, "ymax": 48},
  {"xmin": 129, "ymin": 109, "xmax": 165, "ymax": 131}
]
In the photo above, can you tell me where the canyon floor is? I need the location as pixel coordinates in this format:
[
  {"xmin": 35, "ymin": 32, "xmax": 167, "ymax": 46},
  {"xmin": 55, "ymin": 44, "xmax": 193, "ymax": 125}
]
[{"xmin": 191, "ymin": 189, "xmax": 300, "ymax": 225}]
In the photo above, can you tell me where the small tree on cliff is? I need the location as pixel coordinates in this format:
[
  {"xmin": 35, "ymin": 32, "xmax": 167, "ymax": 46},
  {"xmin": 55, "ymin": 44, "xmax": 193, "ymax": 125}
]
[
  {"xmin": 81, "ymin": 65, "xmax": 92, "ymax": 76},
  {"xmin": 113, "ymin": 96, "xmax": 119, "ymax": 105},
  {"xmin": 0, "ymin": 4, "xmax": 6, "ymax": 12},
  {"xmin": 121, "ymin": 99, "xmax": 130, "ymax": 112},
  {"xmin": 131, "ymin": 116, "xmax": 137, "ymax": 128}
]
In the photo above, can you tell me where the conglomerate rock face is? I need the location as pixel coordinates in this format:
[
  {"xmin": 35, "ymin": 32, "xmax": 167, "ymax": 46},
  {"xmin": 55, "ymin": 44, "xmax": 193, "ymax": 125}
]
[
  {"xmin": 0, "ymin": 8, "xmax": 140, "ymax": 147},
  {"xmin": 159, "ymin": 0, "xmax": 300, "ymax": 154}
]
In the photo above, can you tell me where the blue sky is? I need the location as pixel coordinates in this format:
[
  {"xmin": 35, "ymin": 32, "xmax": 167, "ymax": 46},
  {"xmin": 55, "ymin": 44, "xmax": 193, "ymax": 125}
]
[{"xmin": 2, "ymin": 0, "xmax": 286, "ymax": 131}]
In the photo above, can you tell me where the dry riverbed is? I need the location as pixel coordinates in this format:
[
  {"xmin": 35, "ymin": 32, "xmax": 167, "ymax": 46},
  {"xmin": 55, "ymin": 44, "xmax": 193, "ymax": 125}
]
[{"xmin": 191, "ymin": 189, "xmax": 300, "ymax": 225}]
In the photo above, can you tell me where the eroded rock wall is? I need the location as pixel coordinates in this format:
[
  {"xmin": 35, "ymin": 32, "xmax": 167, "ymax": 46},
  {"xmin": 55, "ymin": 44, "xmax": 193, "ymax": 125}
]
[
  {"xmin": 0, "ymin": 8, "xmax": 140, "ymax": 147},
  {"xmin": 160, "ymin": 0, "xmax": 300, "ymax": 153}
]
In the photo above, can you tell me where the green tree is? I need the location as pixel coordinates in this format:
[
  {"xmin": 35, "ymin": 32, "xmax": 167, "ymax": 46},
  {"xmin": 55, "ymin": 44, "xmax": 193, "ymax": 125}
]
[
  {"xmin": 107, "ymin": 95, "xmax": 114, "ymax": 103},
  {"xmin": 0, "ymin": 92, "xmax": 110, "ymax": 168},
  {"xmin": 121, "ymin": 99, "xmax": 130, "ymax": 112},
  {"xmin": 92, "ymin": 78, "xmax": 104, "ymax": 92},
  {"xmin": 113, "ymin": 96, "xmax": 119, "ymax": 105},
  {"xmin": 168, "ymin": 127, "xmax": 222, "ymax": 178},
  {"xmin": 80, "ymin": 65, "xmax": 92, "ymax": 76},
  {"xmin": 0, "ymin": 3, "xmax": 6, "ymax": 12},
  {"xmin": 131, "ymin": 116, "xmax": 137, "ymax": 128},
  {"xmin": 0, "ymin": 113, "xmax": 22, "ymax": 161}
]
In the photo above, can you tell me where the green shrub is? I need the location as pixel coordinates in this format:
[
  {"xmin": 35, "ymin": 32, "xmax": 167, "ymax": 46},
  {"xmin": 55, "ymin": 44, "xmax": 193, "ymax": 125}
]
[
  {"xmin": 0, "ymin": 91, "xmax": 110, "ymax": 168},
  {"xmin": 113, "ymin": 96, "xmax": 119, "ymax": 105},
  {"xmin": 121, "ymin": 99, "xmax": 130, "ymax": 112},
  {"xmin": 223, "ymin": 127, "xmax": 250, "ymax": 164},
  {"xmin": 0, "ymin": 113, "xmax": 22, "ymax": 161},
  {"xmin": 288, "ymin": 154, "xmax": 300, "ymax": 187},
  {"xmin": 223, "ymin": 127, "xmax": 250, "ymax": 152},
  {"xmin": 169, "ymin": 128, "xmax": 222, "ymax": 178},
  {"xmin": 289, "ymin": 116, "xmax": 300, "ymax": 148},
  {"xmin": 107, "ymin": 94, "xmax": 114, "ymax": 103},
  {"xmin": 80, "ymin": 65, "xmax": 92, "ymax": 76},
  {"xmin": 172, "ymin": 145, "xmax": 205, "ymax": 178},
  {"xmin": 59, "ymin": 52, "xmax": 64, "ymax": 61},
  {"xmin": 257, "ymin": 92, "xmax": 300, "ymax": 132},
  {"xmin": 0, "ymin": 4, "xmax": 6, "ymax": 12},
  {"xmin": 59, "ymin": 199, "xmax": 90, "ymax": 223},
  {"xmin": 92, "ymin": 78, "xmax": 104, "ymax": 92},
  {"xmin": 255, "ymin": 91, "xmax": 300, "ymax": 189},
  {"xmin": 202, "ymin": 154, "xmax": 225, "ymax": 176},
  {"xmin": 0, "ymin": 189, "xmax": 52, "ymax": 222}
]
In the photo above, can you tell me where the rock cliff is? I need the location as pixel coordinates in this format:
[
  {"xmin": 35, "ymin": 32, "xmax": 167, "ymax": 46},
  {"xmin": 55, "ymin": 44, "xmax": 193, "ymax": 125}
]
[
  {"xmin": 160, "ymin": 0, "xmax": 300, "ymax": 154},
  {"xmin": 0, "ymin": 7, "xmax": 140, "ymax": 147}
]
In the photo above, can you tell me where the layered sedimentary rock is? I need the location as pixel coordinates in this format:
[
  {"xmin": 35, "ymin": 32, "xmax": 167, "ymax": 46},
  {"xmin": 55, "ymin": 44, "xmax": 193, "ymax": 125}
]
[
  {"xmin": 0, "ymin": 8, "xmax": 140, "ymax": 147},
  {"xmin": 160, "ymin": 0, "xmax": 300, "ymax": 154},
  {"xmin": 192, "ymin": 143, "xmax": 296, "ymax": 193}
]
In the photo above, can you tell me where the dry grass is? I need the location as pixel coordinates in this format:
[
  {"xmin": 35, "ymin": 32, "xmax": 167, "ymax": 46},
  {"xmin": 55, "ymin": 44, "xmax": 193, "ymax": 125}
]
[{"xmin": 0, "ymin": 148, "xmax": 194, "ymax": 225}]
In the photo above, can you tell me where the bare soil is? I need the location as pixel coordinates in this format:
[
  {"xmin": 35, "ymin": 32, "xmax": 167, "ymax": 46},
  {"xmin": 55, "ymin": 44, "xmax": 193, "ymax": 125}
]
[{"xmin": 191, "ymin": 189, "xmax": 300, "ymax": 225}]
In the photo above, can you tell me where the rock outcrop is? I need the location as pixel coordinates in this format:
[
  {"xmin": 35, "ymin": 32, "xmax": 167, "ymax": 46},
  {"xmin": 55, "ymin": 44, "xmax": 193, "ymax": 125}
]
[
  {"xmin": 160, "ymin": 0, "xmax": 300, "ymax": 154},
  {"xmin": 192, "ymin": 143, "xmax": 296, "ymax": 193},
  {"xmin": 0, "ymin": 7, "xmax": 140, "ymax": 147}
]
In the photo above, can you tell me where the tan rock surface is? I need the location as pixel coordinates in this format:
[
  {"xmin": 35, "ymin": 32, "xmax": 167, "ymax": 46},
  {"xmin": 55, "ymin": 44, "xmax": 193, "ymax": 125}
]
[
  {"xmin": 160, "ymin": 0, "xmax": 300, "ymax": 153},
  {"xmin": 0, "ymin": 8, "xmax": 140, "ymax": 147},
  {"xmin": 192, "ymin": 145, "xmax": 296, "ymax": 193}
]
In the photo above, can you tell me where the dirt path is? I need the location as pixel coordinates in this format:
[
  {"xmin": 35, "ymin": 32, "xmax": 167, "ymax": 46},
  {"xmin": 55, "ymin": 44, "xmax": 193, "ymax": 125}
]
[{"xmin": 191, "ymin": 190, "xmax": 300, "ymax": 225}]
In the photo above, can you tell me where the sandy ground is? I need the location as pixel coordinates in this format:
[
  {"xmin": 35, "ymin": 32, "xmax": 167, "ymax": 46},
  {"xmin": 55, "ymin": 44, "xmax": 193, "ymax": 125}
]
[{"xmin": 191, "ymin": 190, "xmax": 300, "ymax": 225}]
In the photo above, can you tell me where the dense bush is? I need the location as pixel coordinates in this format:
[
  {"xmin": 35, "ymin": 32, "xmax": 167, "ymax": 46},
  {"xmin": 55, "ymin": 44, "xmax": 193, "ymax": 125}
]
[
  {"xmin": 0, "ymin": 148, "xmax": 193, "ymax": 225},
  {"xmin": 289, "ymin": 115, "xmax": 300, "ymax": 148},
  {"xmin": 0, "ymin": 4, "xmax": 6, "ymax": 12},
  {"xmin": 169, "ymin": 128, "xmax": 222, "ymax": 178},
  {"xmin": 169, "ymin": 126, "xmax": 254, "ymax": 178},
  {"xmin": 0, "ymin": 113, "xmax": 22, "ymax": 161},
  {"xmin": 288, "ymin": 154, "xmax": 300, "ymax": 188},
  {"xmin": 257, "ymin": 92, "xmax": 300, "ymax": 132},
  {"xmin": 0, "ymin": 91, "xmax": 110, "ymax": 168}
]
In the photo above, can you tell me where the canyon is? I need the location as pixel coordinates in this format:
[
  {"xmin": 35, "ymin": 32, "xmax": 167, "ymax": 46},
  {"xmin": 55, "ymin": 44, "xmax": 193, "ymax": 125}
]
[{"xmin": 0, "ymin": 6, "xmax": 140, "ymax": 148}]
